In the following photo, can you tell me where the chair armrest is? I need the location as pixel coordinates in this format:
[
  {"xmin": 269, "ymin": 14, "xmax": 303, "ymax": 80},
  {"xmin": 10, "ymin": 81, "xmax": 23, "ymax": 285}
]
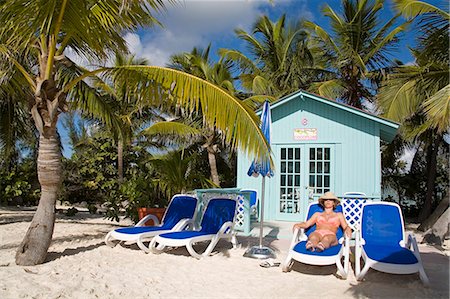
[
  {"xmin": 407, "ymin": 234, "xmax": 420, "ymax": 253},
  {"xmin": 217, "ymin": 221, "xmax": 234, "ymax": 235},
  {"xmin": 339, "ymin": 234, "xmax": 350, "ymax": 246},
  {"xmin": 288, "ymin": 228, "xmax": 305, "ymax": 250},
  {"xmin": 136, "ymin": 214, "xmax": 160, "ymax": 227},
  {"xmin": 171, "ymin": 218, "xmax": 194, "ymax": 231}
]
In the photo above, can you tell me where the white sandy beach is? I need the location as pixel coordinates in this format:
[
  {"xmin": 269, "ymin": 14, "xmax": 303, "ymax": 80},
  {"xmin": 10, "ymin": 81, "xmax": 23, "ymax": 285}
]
[{"xmin": 0, "ymin": 207, "xmax": 448, "ymax": 299}]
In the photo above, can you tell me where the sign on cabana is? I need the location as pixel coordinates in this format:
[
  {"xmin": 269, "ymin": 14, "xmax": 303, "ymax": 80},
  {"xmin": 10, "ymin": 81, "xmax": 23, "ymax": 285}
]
[{"xmin": 293, "ymin": 128, "xmax": 317, "ymax": 140}]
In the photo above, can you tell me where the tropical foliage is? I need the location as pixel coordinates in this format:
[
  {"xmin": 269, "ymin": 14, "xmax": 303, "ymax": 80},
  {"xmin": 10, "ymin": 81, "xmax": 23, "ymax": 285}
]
[
  {"xmin": 377, "ymin": 0, "xmax": 449, "ymax": 221},
  {"xmin": 0, "ymin": 0, "xmax": 269, "ymax": 266},
  {"xmin": 0, "ymin": 0, "xmax": 448, "ymax": 266},
  {"xmin": 305, "ymin": 0, "xmax": 407, "ymax": 108},
  {"xmin": 220, "ymin": 14, "xmax": 326, "ymax": 101}
]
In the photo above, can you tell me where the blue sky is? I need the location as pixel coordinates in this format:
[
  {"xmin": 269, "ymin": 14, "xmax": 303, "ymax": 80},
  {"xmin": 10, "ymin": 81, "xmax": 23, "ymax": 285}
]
[
  {"xmin": 125, "ymin": 0, "xmax": 438, "ymax": 66},
  {"xmin": 60, "ymin": 0, "xmax": 444, "ymax": 157}
]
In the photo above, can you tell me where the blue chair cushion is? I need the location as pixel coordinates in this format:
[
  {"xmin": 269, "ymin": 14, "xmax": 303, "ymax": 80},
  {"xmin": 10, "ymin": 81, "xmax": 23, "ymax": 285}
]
[
  {"xmin": 363, "ymin": 244, "xmax": 418, "ymax": 264},
  {"xmin": 115, "ymin": 226, "xmax": 169, "ymax": 235},
  {"xmin": 293, "ymin": 241, "xmax": 342, "ymax": 256},
  {"xmin": 159, "ymin": 231, "xmax": 212, "ymax": 240}
]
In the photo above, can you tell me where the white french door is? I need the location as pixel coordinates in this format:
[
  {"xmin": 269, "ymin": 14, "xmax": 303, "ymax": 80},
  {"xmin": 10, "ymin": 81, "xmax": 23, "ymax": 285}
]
[{"xmin": 275, "ymin": 144, "xmax": 334, "ymax": 221}]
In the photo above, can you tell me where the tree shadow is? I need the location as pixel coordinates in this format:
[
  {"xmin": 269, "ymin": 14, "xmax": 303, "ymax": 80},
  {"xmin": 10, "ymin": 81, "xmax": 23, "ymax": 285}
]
[
  {"xmin": 150, "ymin": 238, "xmax": 236, "ymax": 258},
  {"xmin": 348, "ymin": 251, "xmax": 449, "ymax": 298},
  {"xmin": 236, "ymin": 225, "xmax": 281, "ymax": 253},
  {"xmin": 45, "ymin": 242, "xmax": 104, "ymax": 263}
]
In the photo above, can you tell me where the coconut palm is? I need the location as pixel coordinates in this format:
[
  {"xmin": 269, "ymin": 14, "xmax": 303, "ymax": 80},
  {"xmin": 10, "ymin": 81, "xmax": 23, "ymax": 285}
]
[
  {"xmin": 377, "ymin": 0, "xmax": 449, "ymax": 222},
  {"xmin": 305, "ymin": 0, "xmax": 408, "ymax": 108},
  {"xmin": 220, "ymin": 14, "xmax": 326, "ymax": 100},
  {"xmin": 166, "ymin": 46, "xmax": 236, "ymax": 186},
  {"xmin": 95, "ymin": 52, "xmax": 151, "ymax": 183},
  {"xmin": 0, "ymin": 0, "xmax": 269, "ymax": 266},
  {"xmin": 0, "ymin": 52, "xmax": 36, "ymax": 170}
]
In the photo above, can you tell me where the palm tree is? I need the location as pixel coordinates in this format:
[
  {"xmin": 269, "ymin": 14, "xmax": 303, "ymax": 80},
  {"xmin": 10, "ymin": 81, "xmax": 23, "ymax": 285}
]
[
  {"xmin": 305, "ymin": 0, "xmax": 407, "ymax": 108},
  {"xmin": 377, "ymin": 0, "xmax": 449, "ymax": 222},
  {"xmin": 95, "ymin": 52, "xmax": 151, "ymax": 183},
  {"xmin": 0, "ymin": 52, "xmax": 36, "ymax": 171},
  {"xmin": 150, "ymin": 149, "xmax": 213, "ymax": 199},
  {"xmin": 0, "ymin": 0, "xmax": 269, "ymax": 266},
  {"xmin": 220, "ymin": 14, "xmax": 325, "ymax": 100},
  {"xmin": 167, "ymin": 46, "xmax": 236, "ymax": 186}
]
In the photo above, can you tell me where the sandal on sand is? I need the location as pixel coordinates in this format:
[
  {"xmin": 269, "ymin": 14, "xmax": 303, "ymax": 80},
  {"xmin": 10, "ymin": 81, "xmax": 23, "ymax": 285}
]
[
  {"xmin": 316, "ymin": 242, "xmax": 325, "ymax": 252},
  {"xmin": 305, "ymin": 241, "xmax": 315, "ymax": 252},
  {"xmin": 260, "ymin": 259, "xmax": 281, "ymax": 268}
]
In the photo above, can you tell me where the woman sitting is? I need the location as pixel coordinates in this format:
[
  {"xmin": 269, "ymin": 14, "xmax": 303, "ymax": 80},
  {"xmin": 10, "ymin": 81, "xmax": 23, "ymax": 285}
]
[{"xmin": 293, "ymin": 192, "xmax": 352, "ymax": 252}]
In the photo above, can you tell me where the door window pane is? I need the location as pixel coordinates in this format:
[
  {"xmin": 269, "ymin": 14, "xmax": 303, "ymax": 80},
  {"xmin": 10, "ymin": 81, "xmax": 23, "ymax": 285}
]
[
  {"xmin": 281, "ymin": 148, "xmax": 286, "ymax": 159},
  {"xmin": 281, "ymin": 162, "xmax": 286, "ymax": 173},
  {"xmin": 309, "ymin": 148, "xmax": 315, "ymax": 160},
  {"xmin": 317, "ymin": 162, "xmax": 322, "ymax": 174},
  {"xmin": 295, "ymin": 148, "xmax": 300, "ymax": 160},
  {"xmin": 295, "ymin": 162, "xmax": 300, "ymax": 173},
  {"xmin": 325, "ymin": 148, "xmax": 330, "ymax": 160},
  {"xmin": 324, "ymin": 175, "xmax": 330, "ymax": 187},
  {"xmin": 309, "ymin": 175, "xmax": 315, "ymax": 187},
  {"xmin": 288, "ymin": 148, "xmax": 293, "ymax": 159},
  {"xmin": 324, "ymin": 162, "xmax": 330, "ymax": 173},
  {"xmin": 309, "ymin": 162, "xmax": 315, "ymax": 173},
  {"xmin": 317, "ymin": 148, "xmax": 323, "ymax": 160}
]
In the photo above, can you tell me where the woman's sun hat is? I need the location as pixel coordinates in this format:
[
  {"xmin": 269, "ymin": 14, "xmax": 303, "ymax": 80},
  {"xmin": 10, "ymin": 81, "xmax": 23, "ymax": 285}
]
[{"xmin": 318, "ymin": 191, "xmax": 340, "ymax": 206}]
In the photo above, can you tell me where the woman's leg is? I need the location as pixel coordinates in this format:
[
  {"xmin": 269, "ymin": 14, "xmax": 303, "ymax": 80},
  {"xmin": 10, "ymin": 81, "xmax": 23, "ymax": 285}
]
[
  {"xmin": 317, "ymin": 234, "xmax": 338, "ymax": 251},
  {"xmin": 307, "ymin": 232, "xmax": 321, "ymax": 250}
]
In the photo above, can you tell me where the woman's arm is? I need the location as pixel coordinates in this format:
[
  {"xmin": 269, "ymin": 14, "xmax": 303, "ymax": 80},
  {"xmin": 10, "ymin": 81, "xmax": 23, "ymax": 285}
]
[
  {"xmin": 338, "ymin": 213, "xmax": 352, "ymax": 237},
  {"xmin": 292, "ymin": 212, "xmax": 319, "ymax": 231}
]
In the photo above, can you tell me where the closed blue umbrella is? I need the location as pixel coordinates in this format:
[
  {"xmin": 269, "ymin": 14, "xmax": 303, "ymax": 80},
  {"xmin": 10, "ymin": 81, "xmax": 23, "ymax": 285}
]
[{"xmin": 244, "ymin": 101, "xmax": 275, "ymax": 259}]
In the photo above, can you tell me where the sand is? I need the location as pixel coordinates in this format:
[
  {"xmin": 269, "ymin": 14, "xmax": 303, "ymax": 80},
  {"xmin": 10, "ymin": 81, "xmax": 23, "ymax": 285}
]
[{"xmin": 0, "ymin": 207, "xmax": 448, "ymax": 299}]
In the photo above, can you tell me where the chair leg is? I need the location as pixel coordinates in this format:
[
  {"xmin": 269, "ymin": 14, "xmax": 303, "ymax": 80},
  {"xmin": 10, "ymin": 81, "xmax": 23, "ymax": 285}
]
[
  {"xmin": 231, "ymin": 233, "xmax": 238, "ymax": 248},
  {"xmin": 149, "ymin": 238, "xmax": 165, "ymax": 254},
  {"xmin": 104, "ymin": 232, "xmax": 116, "ymax": 247},
  {"xmin": 336, "ymin": 257, "xmax": 348, "ymax": 279},
  {"xmin": 137, "ymin": 236, "xmax": 150, "ymax": 253},
  {"xmin": 186, "ymin": 240, "xmax": 204, "ymax": 259},
  {"xmin": 419, "ymin": 265, "xmax": 430, "ymax": 286},
  {"xmin": 356, "ymin": 260, "xmax": 371, "ymax": 281},
  {"xmin": 282, "ymin": 254, "xmax": 293, "ymax": 272}
]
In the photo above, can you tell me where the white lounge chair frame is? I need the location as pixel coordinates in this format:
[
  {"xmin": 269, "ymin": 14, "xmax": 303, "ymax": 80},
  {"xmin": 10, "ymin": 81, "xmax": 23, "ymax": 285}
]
[
  {"xmin": 149, "ymin": 198, "xmax": 238, "ymax": 259},
  {"xmin": 355, "ymin": 202, "xmax": 429, "ymax": 284},
  {"xmin": 104, "ymin": 194, "xmax": 197, "ymax": 252},
  {"xmin": 282, "ymin": 202, "xmax": 350, "ymax": 279}
]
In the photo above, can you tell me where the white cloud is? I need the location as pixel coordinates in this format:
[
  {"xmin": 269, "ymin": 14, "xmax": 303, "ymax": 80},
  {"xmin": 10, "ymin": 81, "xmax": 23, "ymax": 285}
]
[{"xmin": 127, "ymin": 0, "xmax": 307, "ymax": 66}]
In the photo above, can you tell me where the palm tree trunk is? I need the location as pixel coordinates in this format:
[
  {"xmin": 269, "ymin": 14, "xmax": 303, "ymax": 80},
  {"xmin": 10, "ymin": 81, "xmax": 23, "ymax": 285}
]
[
  {"xmin": 15, "ymin": 129, "xmax": 62, "ymax": 265},
  {"xmin": 207, "ymin": 146, "xmax": 220, "ymax": 187},
  {"xmin": 418, "ymin": 135, "xmax": 441, "ymax": 223},
  {"xmin": 118, "ymin": 139, "xmax": 123, "ymax": 184},
  {"xmin": 204, "ymin": 134, "xmax": 220, "ymax": 187}
]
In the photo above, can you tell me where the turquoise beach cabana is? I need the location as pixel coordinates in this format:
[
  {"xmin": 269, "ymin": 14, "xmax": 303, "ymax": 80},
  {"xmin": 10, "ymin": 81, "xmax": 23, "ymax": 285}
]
[{"xmin": 236, "ymin": 90, "xmax": 399, "ymax": 222}]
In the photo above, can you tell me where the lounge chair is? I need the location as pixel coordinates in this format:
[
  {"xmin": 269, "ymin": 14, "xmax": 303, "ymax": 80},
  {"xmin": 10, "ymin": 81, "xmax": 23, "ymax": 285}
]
[
  {"xmin": 104, "ymin": 194, "xmax": 198, "ymax": 252},
  {"xmin": 355, "ymin": 202, "xmax": 429, "ymax": 284},
  {"xmin": 341, "ymin": 192, "xmax": 369, "ymax": 245},
  {"xmin": 281, "ymin": 202, "xmax": 350, "ymax": 279},
  {"xmin": 240, "ymin": 188, "xmax": 258, "ymax": 217},
  {"xmin": 149, "ymin": 197, "xmax": 238, "ymax": 259}
]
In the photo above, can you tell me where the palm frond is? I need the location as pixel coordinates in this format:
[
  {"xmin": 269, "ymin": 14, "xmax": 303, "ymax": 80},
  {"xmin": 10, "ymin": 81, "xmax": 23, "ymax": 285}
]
[
  {"xmin": 66, "ymin": 66, "xmax": 270, "ymax": 162},
  {"xmin": 392, "ymin": 0, "xmax": 450, "ymax": 20},
  {"xmin": 422, "ymin": 84, "xmax": 450, "ymax": 133},
  {"xmin": 143, "ymin": 121, "xmax": 201, "ymax": 138}
]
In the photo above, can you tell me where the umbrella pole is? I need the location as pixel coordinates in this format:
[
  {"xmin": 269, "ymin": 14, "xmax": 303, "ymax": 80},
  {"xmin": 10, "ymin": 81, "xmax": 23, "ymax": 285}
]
[
  {"xmin": 242, "ymin": 175, "xmax": 275, "ymax": 259},
  {"xmin": 258, "ymin": 176, "xmax": 266, "ymax": 248}
]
